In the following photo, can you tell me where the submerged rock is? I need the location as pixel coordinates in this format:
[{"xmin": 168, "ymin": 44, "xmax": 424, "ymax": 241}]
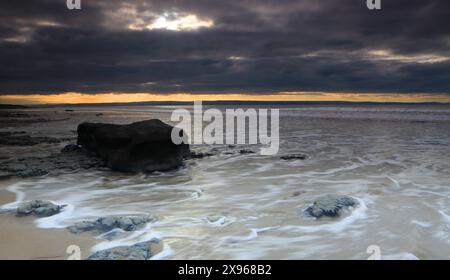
[
  {"xmin": 68, "ymin": 215, "xmax": 154, "ymax": 234},
  {"xmin": 61, "ymin": 144, "xmax": 81, "ymax": 153},
  {"xmin": 188, "ymin": 151, "xmax": 216, "ymax": 159},
  {"xmin": 0, "ymin": 148, "xmax": 104, "ymax": 178},
  {"xmin": 0, "ymin": 139, "xmax": 104, "ymax": 178},
  {"xmin": 5, "ymin": 163, "xmax": 27, "ymax": 172},
  {"xmin": 280, "ymin": 154, "xmax": 307, "ymax": 160},
  {"xmin": 304, "ymin": 195, "xmax": 359, "ymax": 219},
  {"xmin": 0, "ymin": 131, "xmax": 72, "ymax": 146},
  {"xmin": 77, "ymin": 119, "xmax": 189, "ymax": 173},
  {"xmin": 16, "ymin": 200, "xmax": 66, "ymax": 217},
  {"xmin": 87, "ymin": 239, "xmax": 160, "ymax": 260},
  {"xmin": 239, "ymin": 149, "xmax": 255, "ymax": 154}
]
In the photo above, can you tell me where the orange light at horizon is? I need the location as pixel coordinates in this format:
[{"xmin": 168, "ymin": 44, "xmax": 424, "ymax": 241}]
[{"xmin": 1, "ymin": 92, "xmax": 450, "ymax": 105}]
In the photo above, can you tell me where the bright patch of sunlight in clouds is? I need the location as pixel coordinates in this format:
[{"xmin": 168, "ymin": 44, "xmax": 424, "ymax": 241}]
[
  {"xmin": 123, "ymin": 11, "xmax": 213, "ymax": 31},
  {"xmin": 144, "ymin": 13, "xmax": 213, "ymax": 31},
  {"xmin": 104, "ymin": 2, "xmax": 214, "ymax": 32}
]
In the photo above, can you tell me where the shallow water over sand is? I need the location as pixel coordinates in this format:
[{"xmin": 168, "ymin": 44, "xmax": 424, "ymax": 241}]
[{"xmin": 1, "ymin": 105, "xmax": 450, "ymax": 259}]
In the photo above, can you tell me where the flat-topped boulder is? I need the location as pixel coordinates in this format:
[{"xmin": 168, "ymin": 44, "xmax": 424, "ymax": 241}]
[{"xmin": 77, "ymin": 119, "xmax": 189, "ymax": 173}]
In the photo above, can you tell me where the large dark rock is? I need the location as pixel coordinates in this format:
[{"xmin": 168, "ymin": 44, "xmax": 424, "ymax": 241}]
[
  {"xmin": 77, "ymin": 119, "xmax": 189, "ymax": 173},
  {"xmin": 304, "ymin": 195, "xmax": 359, "ymax": 219}
]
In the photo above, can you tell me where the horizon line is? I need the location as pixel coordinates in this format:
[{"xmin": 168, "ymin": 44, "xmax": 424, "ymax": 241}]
[
  {"xmin": 1, "ymin": 92, "xmax": 450, "ymax": 105},
  {"xmin": 2, "ymin": 100, "xmax": 450, "ymax": 109}
]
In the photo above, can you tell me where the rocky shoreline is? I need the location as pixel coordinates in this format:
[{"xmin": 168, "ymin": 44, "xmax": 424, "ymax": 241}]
[
  {"xmin": 0, "ymin": 109, "xmax": 362, "ymax": 260},
  {"xmin": 4, "ymin": 199, "xmax": 160, "ymax": 259}
]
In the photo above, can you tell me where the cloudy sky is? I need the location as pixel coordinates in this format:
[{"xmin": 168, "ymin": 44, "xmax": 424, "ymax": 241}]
[{"xmin": 0, "ymin": 0, "xmax": 449, "ymax": 102}]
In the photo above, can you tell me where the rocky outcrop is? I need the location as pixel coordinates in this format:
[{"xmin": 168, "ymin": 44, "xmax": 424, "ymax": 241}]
[
  {"xmin": 87, "ymin": 240, "xmax": 160, "ymax": 260},
  {"xmin": 0, "ymin": 145, "xmax": 104, "ymax": 178},
  {"xmin": 0, "ymin": 131, "xmax": 73, "ymax": 146},
  {"xmin": 16, "ymin": 200, "xmax": 66, "ymax": 217},
  {"xmin": 68, "ymin": 215, "xmax": 154, "ymax": 234},
  {"xmin": 77, "ymin": 119, "xmax": 189, "ymax": 173},
  {"xmin": 304, "ymin": 195, "xmax": 359, "ymax": 219},
  {"xmin": 0, "ymin": 111, "xmax": 69, "ymax": 129},
  {"xmin": 0, "ymin": 119, "xmax": 190, "ymax": 178}
]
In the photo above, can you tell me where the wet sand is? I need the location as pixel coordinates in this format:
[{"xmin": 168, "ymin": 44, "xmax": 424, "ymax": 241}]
[{"xmin": 0, "ymin": 184, "xmax": 97, "ymax": 260}]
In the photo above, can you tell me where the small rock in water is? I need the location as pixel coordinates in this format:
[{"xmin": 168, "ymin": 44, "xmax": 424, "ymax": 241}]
[
  {"xmin": 87, "ymin": 239, "xmax": 160, "ymax": 260},
  {"xmin": 61, "ymin": 144, "xmax": 81, "ymax": 153},
  {"xmin": 304, "ymin": 195, "xmax": 359, "ymax": 219},
  {"xmin": 280, "ymin": 154, "xmax": 307, "ymax": 160},
  {"xmin": 68, "ymin": 215, "xmax": 154, "ymax": 234},
  {"xmin": 239, "ymin": 149, "xmax": 255, "ymax": 154},
  {"xmin": 291, "ymin": 191, "xmax": 305, "ymax": 197},
  {"xmin": 16, "ymin": 200, "xmax": 66, "ymax": 217},
  {"xmin": 188, "ymin": 151, "xmax": 215, "ymax": 159}
]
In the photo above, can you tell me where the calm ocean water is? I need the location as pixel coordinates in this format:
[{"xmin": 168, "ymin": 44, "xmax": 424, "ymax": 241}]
[{"xmin": 1, "ymin": 104, "xmax": 450, "ymax": 259}]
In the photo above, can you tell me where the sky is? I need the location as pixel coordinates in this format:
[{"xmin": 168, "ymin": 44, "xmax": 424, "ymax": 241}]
[{"xmin": 0, "ymin": 0, "xmax": 450, "ymax": 104}]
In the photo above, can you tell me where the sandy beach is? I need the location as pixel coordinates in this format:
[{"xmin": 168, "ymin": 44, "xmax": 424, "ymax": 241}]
[{"xmin": 0, "ymin": 182, "xmax": 97, "ymax": 260}]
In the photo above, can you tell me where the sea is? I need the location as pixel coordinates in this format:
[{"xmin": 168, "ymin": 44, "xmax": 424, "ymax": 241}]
[{"xmin": 1, "ymin": 103, "xmax": 449, "ymax": 259}]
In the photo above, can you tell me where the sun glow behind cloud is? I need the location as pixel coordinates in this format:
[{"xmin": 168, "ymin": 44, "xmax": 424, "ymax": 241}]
[
  {"xmin": 1, "ymin": 92, "xmax": 450, "ymax": 105},
  {"xmin": 146, "ymin": 13, "xmax": 213, "ymax": 31},
  {"xmin": 123, "ymin": 11, "xmax": 213, "ymax": 31},
  {"xmin": 103, "ymin": 2, "xmax": 214, "ymax": 32}
]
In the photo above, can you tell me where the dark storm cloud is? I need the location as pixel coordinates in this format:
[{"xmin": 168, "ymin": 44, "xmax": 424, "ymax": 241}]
[{"xmin": 0, "ymin": 0, "xmax": 449, "ymax": 94}]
